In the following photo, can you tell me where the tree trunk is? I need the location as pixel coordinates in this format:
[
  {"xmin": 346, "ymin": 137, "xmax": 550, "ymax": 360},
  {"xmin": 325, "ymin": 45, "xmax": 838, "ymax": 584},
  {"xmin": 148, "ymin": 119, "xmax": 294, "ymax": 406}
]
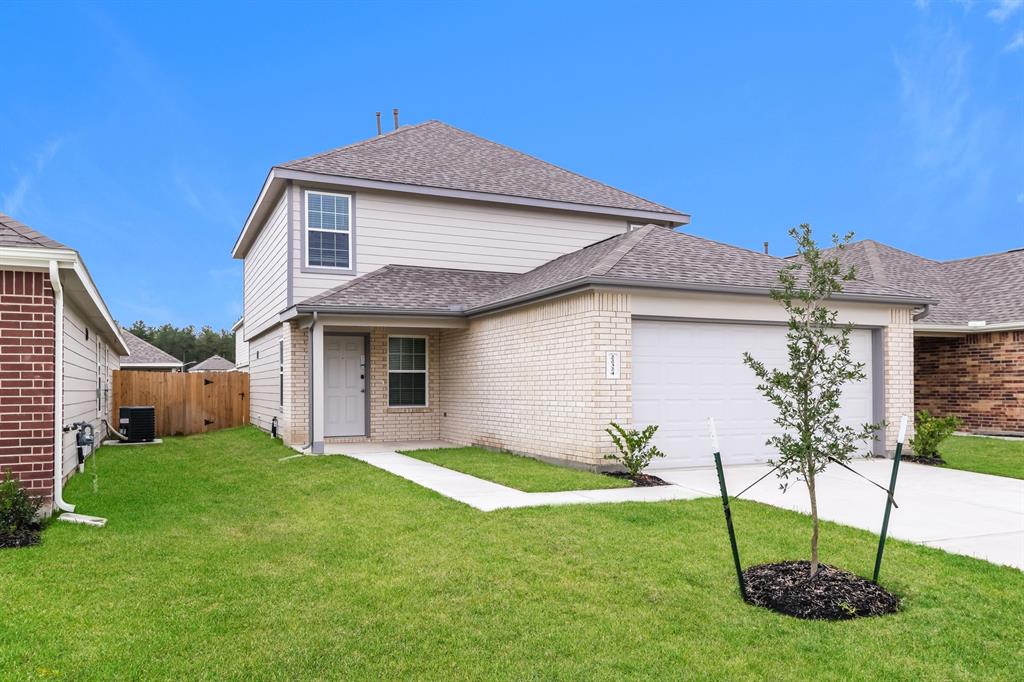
[{"xmin": 807, "ymin": 466, "xmax": 820, "ymax": 578}]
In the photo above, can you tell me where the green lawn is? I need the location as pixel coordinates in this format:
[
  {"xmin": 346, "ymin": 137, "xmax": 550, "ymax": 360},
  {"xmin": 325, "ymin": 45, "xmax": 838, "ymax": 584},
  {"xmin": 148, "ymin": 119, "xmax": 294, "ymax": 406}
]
[
  {"xmin": 2, "ymin": 427, "xmax": 1022, "ymax": 680},
  {"xmin": 938, "ymin": 435, "xmax": 1024, "ymax": 480},
  {"xmin": 400, "ymin": 446, "xmax": 631, "ymax": 492}
]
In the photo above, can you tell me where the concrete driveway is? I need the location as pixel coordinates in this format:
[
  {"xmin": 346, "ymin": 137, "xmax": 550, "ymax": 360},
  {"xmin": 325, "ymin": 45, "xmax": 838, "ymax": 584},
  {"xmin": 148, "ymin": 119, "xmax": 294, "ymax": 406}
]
[{"xmin": 657, "ymin": 460, "xmax": 1024, "ymax": 570}]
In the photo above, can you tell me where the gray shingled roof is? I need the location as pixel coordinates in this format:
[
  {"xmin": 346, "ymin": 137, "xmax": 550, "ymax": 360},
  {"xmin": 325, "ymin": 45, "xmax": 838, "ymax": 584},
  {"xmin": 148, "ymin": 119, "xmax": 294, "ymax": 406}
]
[
  {"xmin": 824, "ymin": 240, "xmax": 1024, "ymax": 325},
  {"xmin": 297, "ymin": 227, "xmax": 930, "ymax": 315},
  {"xmin": 279, "ymin": 121, "xmax": 683, "ymax": 216},
  {"xmin": 301, "ymin": 264, "xmax": 519, "ymax": 312},
  {"xmin": 0, "ymin": 212, "xmax": 67, "ymax": 249},
  {"xmin": 190, "ymin": 355, "xmax": 235, "ymax": 372},
  {"xmin": 119, "ymin": 329, "xmax": 183, "ymax": 367}
]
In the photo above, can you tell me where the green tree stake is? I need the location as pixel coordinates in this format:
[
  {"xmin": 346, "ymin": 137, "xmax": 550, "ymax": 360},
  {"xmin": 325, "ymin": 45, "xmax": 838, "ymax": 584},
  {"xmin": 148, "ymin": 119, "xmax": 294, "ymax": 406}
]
[
  {"xmin": 709, "ymin": 418, "xmax": 745, "ymax": 599},
  {"xmin": 873, "ymin": 415, "xmax": 908, "ymax": 583}
]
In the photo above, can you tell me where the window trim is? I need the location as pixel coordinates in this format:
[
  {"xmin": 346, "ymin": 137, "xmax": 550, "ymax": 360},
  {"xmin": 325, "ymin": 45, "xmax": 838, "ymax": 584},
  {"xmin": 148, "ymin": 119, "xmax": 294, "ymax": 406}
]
[
  {"xmin": 387, "ymin": 334, "xmax": 428, "ymax": 408},
  {"xmin": 302, "ymin": 189, "xmax": 355, "ymax": 273}
]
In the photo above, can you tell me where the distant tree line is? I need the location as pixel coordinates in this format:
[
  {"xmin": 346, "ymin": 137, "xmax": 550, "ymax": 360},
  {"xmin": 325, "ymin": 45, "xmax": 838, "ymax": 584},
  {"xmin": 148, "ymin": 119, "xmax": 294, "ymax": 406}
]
[{"xmin": 125, "ymin": 321, "xmax": 235, "ymax": 365}]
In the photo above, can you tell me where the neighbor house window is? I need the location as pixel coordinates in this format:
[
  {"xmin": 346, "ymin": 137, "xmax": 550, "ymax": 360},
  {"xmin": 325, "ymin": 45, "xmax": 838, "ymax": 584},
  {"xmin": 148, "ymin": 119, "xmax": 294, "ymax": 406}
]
[
  {"xmin": 306, "ymin": 190, "xmax": 352, "ymax": 269},
  {"xmin": 388, "ymin": 336, "xmax": 427, "ymax": 407}
]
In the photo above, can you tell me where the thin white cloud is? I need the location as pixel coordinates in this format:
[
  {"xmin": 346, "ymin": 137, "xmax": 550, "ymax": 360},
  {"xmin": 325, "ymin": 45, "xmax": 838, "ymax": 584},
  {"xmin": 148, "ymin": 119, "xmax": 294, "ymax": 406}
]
[
  {"xmin": 892, "ymin": 24, "xmax": 1006, "ymax": 211},
  {"xmin": 1016, "ymin": 192, "xmax": 1024, "ymax": 203},
  {"xmin": 1005, "ymin": 29, "xmax": 1024, "ymax": 51},
  {"xmin": 914, "ymin": 0, "xmax": 931, "ymax": 10},
  {"xmin": 988, "ymin": 0, "xmax": 1022, "ymax": 22},
  {"xmin": 2, "ymin": 138, "xmax": 65, "ymax": 215}
]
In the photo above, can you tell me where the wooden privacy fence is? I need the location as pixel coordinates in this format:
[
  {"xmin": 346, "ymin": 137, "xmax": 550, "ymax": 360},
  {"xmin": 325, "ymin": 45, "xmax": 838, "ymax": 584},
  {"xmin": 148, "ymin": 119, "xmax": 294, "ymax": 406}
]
[{"xmin": 111, "ymin": 370, "xmax": 249, "ymax": 437}]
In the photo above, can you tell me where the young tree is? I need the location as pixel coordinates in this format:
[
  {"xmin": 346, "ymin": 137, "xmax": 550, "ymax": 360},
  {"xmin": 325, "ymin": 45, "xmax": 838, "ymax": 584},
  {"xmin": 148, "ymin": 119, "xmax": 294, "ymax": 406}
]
[{"xmin": 742, "ymin": 224, "xmax": 881, "ymax": 578}]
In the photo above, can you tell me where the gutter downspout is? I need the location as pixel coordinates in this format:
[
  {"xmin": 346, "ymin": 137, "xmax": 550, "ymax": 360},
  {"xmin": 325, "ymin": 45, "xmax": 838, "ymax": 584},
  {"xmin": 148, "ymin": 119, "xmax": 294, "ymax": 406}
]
[{"xmin": 48, "ymin": 261, "xmax": 74, "ymax": 513}]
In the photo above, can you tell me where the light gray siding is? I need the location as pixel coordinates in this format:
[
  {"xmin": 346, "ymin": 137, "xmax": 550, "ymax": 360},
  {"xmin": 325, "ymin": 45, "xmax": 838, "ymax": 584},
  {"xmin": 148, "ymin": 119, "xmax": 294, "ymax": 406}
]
[
  {"xmin": 243, "ymin": 193, "xmax": 288, "ymax": 340},
  {"xmin": 249, "ymin": 325, "xmax": 283, "ymax": 433},
  {"xmin": 289, "ymin": 184, "xmax": 630, "ymax": 303},
  {"xmin": 62, "ymin": 298, "xmax": 119, "ymax": 479},
  {"xmin": 234, "ymin": 320, "xmax": 249, "ymax": 370}
]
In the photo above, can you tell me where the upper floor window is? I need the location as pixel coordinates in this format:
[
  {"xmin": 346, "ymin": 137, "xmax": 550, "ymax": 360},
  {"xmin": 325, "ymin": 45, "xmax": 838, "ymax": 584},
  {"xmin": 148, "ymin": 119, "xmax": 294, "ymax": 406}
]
[{"xmin": 306, "ymin": 190, "xmax": 352, "ymax": 269}]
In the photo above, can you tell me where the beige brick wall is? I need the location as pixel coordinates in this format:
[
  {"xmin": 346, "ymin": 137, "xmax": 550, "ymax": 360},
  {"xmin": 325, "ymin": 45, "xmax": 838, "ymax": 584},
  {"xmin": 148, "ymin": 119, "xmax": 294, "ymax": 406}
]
[
  {"xmin": 884, "ymin": 307, "xmax": 916, "ymax": 450},
  {"xmin": 440, "ymin": 290, "xmax": 632, "ymax": 467},
  {"xmin": 368, "ymin": 328, "xmax": 441, "ymax": 441},
  {"xmin": 282, "ymin": 321, "xmax": 309, "ymax": 445}
]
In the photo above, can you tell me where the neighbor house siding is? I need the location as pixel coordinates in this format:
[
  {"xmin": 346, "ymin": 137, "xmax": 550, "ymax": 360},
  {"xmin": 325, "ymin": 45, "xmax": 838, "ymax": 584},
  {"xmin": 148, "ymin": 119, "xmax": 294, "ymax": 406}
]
[
  {"xmin": 289, "ymin": 184, "xmax": 630, "ymax": 302},
  {"xmin": 0, "ymin": 270, "xmax": 55, "ymax": 503},
  {"xmin": 243, "ymin": 193, "xmax": 289, "ymax": 339},
  {"xmin": 915, "ymin": 331, "xmax": 1024, "ymax": 435},
  {"xmin": 234, "ymin": 324, "xmax": 249, "ymax": 371},
  {"xmin": 440, "ymin": 290, "xmax": 632, "ymax": 467},
  {"xmin": 248, "ymin": 326, "xmax": 283, "ymax": 433},
  {"xmin": 62, "ymin": 297, "xmax": 118, "ymax": 480}
]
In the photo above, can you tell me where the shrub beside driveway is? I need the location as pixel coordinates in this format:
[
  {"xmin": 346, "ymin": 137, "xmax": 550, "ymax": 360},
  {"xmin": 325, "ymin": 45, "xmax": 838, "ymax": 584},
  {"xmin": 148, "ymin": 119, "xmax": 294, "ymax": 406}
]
[{"xmin": 1, "ymin": 427, "xmax": 1021, "ymax": 679}]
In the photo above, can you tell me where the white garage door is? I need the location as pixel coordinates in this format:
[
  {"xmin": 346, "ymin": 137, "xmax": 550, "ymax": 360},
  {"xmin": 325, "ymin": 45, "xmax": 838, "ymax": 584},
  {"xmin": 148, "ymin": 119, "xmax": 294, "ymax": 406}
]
[{"xmin": 632, "ymin": 320, "xmax": 876, "ymax": 469}]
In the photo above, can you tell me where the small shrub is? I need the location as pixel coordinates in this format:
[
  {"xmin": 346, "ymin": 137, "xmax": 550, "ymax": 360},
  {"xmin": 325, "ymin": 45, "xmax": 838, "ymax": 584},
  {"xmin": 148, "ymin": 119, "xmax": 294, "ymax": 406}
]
[
  {"xmin": 605, "ymin": 422, "xmax": 665, "ymax": 478},
  {"xmin": 0, "ymin": 471, "xmax": 43, "ymax": 549},
  {"xmin": 909, "ymin": 410, "xmax": 961, "ymax": 459}
]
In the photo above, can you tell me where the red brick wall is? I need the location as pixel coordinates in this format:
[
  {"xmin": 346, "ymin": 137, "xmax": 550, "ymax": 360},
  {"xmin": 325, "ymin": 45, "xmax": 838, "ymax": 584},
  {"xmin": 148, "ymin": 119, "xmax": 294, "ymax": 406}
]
[
  {"xmin": 0, "ymin": 270, "xmax": 55, "ymax": 502},
  {"xmin": 915, "ymin": 331, "xmax": 1024, "ymax": 435}
]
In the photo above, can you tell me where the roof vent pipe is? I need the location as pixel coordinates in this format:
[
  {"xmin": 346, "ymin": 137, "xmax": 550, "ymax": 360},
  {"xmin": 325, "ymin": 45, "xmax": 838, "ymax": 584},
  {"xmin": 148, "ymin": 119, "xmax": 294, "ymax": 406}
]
[
  {"xmin": 763, "ymin": 241, "xmax": 769, "ymax": 255},
  {"xmin": 375, "ymin": 112, "xmax": 382, "ymax": 136},
  {"xmin": 393, "ymin": 108, "xmax": 399, "ymax": 130}
]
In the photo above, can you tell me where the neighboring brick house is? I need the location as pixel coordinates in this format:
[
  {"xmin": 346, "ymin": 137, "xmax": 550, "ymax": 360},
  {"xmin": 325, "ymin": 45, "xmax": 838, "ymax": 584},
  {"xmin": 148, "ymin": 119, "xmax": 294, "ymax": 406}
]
[
  {"xmin": 118, "ymin": 328, "xmax": 183, "ymax": 371},
  {"xmin": 0, "ymin": 212, "xmax": 128, "ymax": 513},
  {"xmin": 829, "ymin": 240, "xmax": 1023, "ymax": 436},
  {"xmin": 233, "ymin": 121, "xmax": 928, "ymax": 469}
]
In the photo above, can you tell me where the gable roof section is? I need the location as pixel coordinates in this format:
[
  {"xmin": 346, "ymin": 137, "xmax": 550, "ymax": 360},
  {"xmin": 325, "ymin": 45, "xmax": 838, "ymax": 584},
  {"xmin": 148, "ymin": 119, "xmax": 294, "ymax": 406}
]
[
  {"xmin": 0, "ymin": 212, "xmax": 67, "ymax": 249},
  {"xmin": 280, "ymin": 121, "xmax": 681, "ymax": 215},
  {"xmin": 119, "ymin": 329, "xmax": 183, "ymax": 368},
  {"xmin": 824, "ymin": 240, "xmax": 1024, "ymax": 326},
  {"xmin": 293, "ymin": 226, "xmax": 931, "ymax": 318},
  {"xmin": 190, "ymin": 355, "xmax": 235, "ymax": 372},
  {"xmin": 0, "ymin": 212, "xmax": 128, "ymax": 356},
  {"xmin": 233, "ymin": 121, "xmax": 689, "ymax": 258}
]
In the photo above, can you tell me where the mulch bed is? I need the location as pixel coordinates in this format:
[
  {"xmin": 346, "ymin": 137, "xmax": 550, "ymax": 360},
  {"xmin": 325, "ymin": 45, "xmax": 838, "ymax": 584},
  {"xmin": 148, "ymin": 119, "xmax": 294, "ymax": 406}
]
[
  {"xmin": 902, "ymin": 454, "xmax": 946, "ymax": 466},
  {"xmin": 0, "ymin": 527, "xmax": 41, "ymax": 549},
  {"xmin": 602, "ymin": 472, "xmax": 670, "ymax": 487},
  {"xmin": 742, "ymin": 561, "xmax": 900, "ymax": 620}
]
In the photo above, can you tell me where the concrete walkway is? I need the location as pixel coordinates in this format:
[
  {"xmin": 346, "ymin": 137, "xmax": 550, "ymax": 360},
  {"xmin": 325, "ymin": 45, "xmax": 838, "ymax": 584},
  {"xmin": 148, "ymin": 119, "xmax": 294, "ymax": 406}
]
[
  {"xmin": 311, "ymin": 442, "xmax": 1022, "ymax": 569},
  {"xmin": 317, "ymin": 441, "xmax": 703, "ymax": 511},
  {"xmin": 657, "ymin": 461, "xmax": 1024, "ymax": 570}
]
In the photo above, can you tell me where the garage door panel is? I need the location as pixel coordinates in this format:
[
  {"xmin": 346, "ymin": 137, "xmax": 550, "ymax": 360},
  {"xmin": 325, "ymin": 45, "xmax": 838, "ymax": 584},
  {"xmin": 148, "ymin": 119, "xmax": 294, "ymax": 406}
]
[{"xmin": 632, "ymin": 320, "xmax": 875, "ymax": 469}]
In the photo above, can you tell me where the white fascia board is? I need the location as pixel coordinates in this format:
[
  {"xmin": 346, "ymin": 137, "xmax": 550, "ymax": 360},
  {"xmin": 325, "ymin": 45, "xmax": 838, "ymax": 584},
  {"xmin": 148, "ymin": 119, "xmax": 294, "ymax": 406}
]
[
  {"xmin": 121, "ymin": 362, "xmax": 184, "ymax": 369},
  {"xmin": 915, "ymin": 321, "xmax": 1024, "ymax": 334},
  {"xmin": 0, "ymin": 246, "xmax": 128, "ymax": 355}
]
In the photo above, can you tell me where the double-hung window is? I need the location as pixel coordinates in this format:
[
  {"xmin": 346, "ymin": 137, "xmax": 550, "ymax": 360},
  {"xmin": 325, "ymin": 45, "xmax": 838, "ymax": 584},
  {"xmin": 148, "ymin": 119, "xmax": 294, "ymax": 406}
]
[
  {"xmin": 388, "ymin": 336, "xmax": 427, "ymax": 407},
  {"xmin": 306, "ymin": 190, "xmax": 352, "ymax": 269}
]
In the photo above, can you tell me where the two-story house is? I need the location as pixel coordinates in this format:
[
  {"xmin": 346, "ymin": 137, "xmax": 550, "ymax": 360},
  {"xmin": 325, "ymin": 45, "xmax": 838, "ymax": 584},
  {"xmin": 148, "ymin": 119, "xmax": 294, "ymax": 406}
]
[{"xmin": 232, "ymin": 121, "xmax": 929, "ymax": 469}]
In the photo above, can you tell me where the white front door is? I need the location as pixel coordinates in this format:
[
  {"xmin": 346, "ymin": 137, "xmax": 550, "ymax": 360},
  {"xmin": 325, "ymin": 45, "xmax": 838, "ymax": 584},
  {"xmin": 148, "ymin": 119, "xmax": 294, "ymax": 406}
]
[
  {"xmin": 324, "ymin": 335, "xmax": 366, "ymax": 437},
  {"xmin": 632, "ymin": 320, "xmax": 876, "ymax": 469}
]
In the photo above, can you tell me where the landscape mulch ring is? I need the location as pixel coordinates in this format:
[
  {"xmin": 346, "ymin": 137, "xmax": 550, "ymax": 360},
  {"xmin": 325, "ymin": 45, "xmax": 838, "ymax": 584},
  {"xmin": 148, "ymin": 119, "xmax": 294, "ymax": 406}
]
[
  {"xmin": 601, "ymin": 472, "xmax": 670, "ymax": 487},
  {"xmin": 742, "ymin": 561, "xmax": 900, "ymax": 621}
]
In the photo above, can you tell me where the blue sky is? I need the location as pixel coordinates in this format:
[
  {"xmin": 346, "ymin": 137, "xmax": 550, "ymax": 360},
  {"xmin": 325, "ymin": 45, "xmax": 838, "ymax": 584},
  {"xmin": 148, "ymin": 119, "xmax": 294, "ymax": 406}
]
[{"xmin": 1, "ymin": 1, "xmax": 1021, "ymax": 330}]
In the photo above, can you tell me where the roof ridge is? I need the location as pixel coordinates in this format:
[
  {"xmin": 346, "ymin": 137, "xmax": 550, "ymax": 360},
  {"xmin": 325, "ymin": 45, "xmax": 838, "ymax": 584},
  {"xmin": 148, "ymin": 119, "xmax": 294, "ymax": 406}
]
[
  {"xmin": 277, "ymin": 120, "xmax": 437, "ymax": 169},
  {"xmin": 591, "ymin": 225, "xmax": 657, "ymax": 276},
  {"xmin": 432, "ymin": 121, "xmax": 681, "ymax": 214}
]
